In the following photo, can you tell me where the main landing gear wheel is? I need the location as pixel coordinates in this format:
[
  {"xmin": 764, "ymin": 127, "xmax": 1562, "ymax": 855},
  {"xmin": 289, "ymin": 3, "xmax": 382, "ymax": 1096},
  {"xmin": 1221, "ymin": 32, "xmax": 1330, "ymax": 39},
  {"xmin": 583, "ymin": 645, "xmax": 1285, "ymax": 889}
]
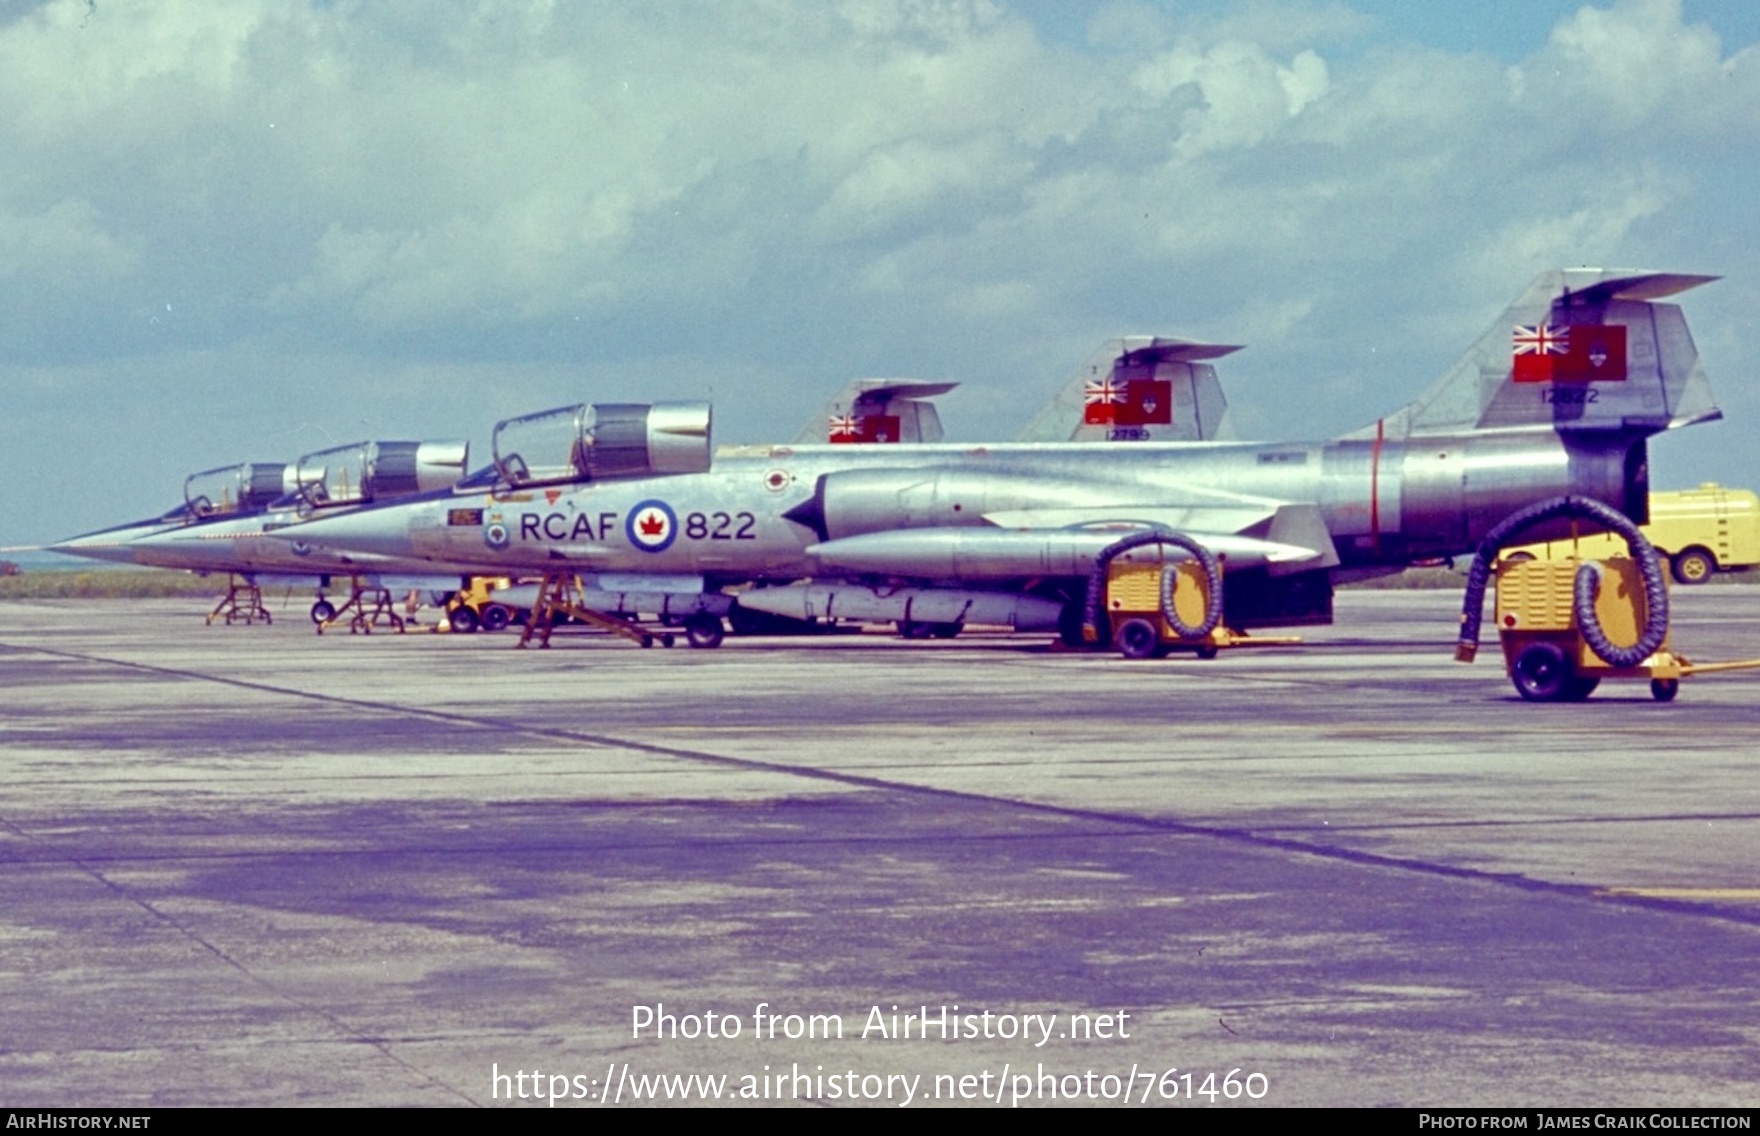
[
  {"xmin": 449, "ymin": 606, "xmax": 480, "ymax": 634},
  {"xmin": 1114, "ymin": 617, "xmax": 1160, "ymax": 660},
  {"xmin": 684, "ymin": 614, "xmax": 725, "ymax": 649},
  {"xmin": 1512, "ymin": 641, "xmax": 1571, "ymax": 702},
  {"xmin": 310, "ymin": 599, "xmax": 336, "ymax": 624},
  {"xmin": 1672, "ymin": 548, "xmax": 1716, "ymax": 585}
]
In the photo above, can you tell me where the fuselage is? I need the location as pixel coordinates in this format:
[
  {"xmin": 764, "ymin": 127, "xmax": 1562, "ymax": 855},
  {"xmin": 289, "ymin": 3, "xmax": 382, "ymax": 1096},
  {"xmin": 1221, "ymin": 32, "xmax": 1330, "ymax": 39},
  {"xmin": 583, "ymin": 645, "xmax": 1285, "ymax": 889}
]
[{"xmin": 280, "ymin": 427, "xmax": 1643, "ymax": 583}]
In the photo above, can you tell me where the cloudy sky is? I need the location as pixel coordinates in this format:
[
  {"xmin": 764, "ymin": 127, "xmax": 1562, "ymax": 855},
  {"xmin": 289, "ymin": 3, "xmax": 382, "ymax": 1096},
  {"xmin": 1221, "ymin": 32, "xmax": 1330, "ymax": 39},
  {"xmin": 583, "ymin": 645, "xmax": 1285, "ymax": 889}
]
[{"xmin": 4, "ymin": 0, "xmax": 1757, "ymax": 545}]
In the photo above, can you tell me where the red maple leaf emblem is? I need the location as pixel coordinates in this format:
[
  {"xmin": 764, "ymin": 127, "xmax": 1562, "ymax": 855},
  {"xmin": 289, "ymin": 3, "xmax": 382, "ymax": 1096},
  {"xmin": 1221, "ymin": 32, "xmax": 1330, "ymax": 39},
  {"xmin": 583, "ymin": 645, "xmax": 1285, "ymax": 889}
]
[{"xmin": 638, "ymin": 511, "xmax": 667, "ymax": 537}]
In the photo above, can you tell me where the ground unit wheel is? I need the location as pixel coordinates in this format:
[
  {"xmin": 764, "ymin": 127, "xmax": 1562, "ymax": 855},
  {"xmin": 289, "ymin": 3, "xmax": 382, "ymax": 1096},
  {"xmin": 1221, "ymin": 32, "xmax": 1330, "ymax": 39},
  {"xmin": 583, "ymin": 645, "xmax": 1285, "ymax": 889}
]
[
  {"xmin": 1512, "ymin": 641, "xmax": 1571, "ymax": 702},
  {"xmin": 1563, "ymin": 675, "xmax": 1601, "ymax": 701},
  {"xmin": 1650, "ymin": 678, "xmax": 1680, "ymax": 702},
  {"xmin": 310, "ymin": 599, "xmax": 336, "ymax": 624},
  {"xmin": 480, "ymin": 604, "xmax": 512, "ymax": 632},
  {"xmin": 1115, "ymin": 618, "xmax": 1161, "ymax": 660},
  {"xmin": 1672, "ymin": 547, "xmax": 1716, "ymax": 585},
  {"xmin": 684, "ymin": 614, "xmax": 725, "ymax": 649},
  {"xmin": 449, "ymin": 606, "xmax": 479, "ymax": 634}
]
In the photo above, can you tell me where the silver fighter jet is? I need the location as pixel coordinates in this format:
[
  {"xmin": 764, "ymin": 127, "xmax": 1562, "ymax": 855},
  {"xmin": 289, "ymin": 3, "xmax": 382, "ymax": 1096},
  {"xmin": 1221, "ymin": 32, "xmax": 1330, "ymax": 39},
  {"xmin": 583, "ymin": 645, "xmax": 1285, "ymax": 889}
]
[
  {"xmin": 54, "ymin": 441, "xmax": 470, "ymax": 624},
  {"xmin": 273, "ymin": 271, "xmax": 1721, "ymax": 646},
  {"xmin": 48, "ymin": 460, "xmax": 301, "ymax": 566}
]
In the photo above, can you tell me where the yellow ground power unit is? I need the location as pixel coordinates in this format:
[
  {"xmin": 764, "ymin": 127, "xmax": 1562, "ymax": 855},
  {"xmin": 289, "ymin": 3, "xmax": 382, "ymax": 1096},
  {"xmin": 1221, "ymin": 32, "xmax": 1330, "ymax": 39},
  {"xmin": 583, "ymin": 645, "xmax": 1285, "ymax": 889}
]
[
  {"xmin": 1105, "ymin": 557, "xmax": 1228, "ymax": 659},
  {"xmin": 1457, "ymin": 494, "xmax": 1760, "ymax": 702},
  {"xmin": 1493, "ymin": 556, "xmax": 1683, "ymax": 702}
]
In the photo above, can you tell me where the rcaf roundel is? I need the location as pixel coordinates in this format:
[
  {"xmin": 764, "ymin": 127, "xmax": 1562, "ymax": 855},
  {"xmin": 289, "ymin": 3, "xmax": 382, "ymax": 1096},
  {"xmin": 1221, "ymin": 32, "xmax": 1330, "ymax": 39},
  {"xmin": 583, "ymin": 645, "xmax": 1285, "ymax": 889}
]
[{"xmin": 626, "ymin": 500, "xmax": 679, "ymax": 553}]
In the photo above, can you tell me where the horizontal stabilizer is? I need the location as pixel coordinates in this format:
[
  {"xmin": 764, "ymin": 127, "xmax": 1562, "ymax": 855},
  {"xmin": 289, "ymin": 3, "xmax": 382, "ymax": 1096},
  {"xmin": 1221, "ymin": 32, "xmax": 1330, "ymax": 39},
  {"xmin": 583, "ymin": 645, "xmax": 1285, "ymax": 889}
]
[
  {"xmin": 851, "ymin": 380, "xmax": 959, "ymax": 402},
  {"xmin": 1562, "ymin": 272, "xmax": 1719, "ymax": 305}
]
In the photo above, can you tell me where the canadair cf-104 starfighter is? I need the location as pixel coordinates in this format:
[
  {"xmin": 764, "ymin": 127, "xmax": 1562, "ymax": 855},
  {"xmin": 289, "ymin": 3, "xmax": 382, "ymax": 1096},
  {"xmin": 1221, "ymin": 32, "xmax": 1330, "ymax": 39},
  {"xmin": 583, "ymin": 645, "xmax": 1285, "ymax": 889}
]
[
  {"xmin": 271, "ymin": 271, "xmax": 1722, "ymax": 646},
  {"xmin": 53, "ymin": 440, "xmax": 471, "ymax": 623}
]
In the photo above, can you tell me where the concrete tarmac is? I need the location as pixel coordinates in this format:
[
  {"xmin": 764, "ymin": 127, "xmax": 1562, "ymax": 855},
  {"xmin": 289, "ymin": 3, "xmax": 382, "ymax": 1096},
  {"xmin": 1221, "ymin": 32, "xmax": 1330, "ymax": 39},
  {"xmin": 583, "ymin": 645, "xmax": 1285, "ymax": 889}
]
[{"xmin": 3, "ymin": 588, "xmax": 1760, "ymax": 1107}]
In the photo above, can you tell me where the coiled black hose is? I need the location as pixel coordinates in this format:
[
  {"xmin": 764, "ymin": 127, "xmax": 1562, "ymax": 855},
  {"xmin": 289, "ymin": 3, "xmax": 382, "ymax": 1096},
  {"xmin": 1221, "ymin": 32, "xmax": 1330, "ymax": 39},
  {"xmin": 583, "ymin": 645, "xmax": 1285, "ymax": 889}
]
[
  {"xmin": 1456, "ymin": 495, "xmax": 1667, "ymax": 668},
  {"xmin": 1082, "ymin": 530, "xmax": 1224, "ymax": 644}
]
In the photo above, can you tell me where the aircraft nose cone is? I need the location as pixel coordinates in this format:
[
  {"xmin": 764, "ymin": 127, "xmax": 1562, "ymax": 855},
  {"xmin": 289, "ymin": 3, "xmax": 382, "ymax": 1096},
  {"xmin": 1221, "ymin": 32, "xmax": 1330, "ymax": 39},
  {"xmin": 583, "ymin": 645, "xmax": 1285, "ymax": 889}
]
[
  {"xmin": 268, "ymin": 508, "xmax": 414, "ymax": 559},
  {"xmin": 47, "ymin": 526, "xmax": 162, "ymax": 565}
]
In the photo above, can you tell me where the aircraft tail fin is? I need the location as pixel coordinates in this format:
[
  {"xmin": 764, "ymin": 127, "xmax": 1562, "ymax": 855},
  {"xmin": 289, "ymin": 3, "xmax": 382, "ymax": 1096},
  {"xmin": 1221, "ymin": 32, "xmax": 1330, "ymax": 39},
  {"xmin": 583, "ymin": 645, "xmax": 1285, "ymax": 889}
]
[
  {"xmin": 1016, "ymin": 337, "xmax": 1242, "ymax": 443},
  {"xmin": 794, "ymin": 379, "xmax": 957, "ymax": 445},
  {"xmin": 1367, "ymin": 270, "xmax": 1720, "ymax": 441}
]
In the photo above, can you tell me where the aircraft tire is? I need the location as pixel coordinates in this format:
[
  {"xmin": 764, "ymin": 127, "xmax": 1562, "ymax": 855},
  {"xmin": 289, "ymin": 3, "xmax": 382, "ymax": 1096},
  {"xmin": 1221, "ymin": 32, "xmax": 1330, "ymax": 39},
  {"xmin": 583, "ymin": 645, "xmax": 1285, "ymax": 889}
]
[
  {"xmin": 1512, "ymin": 641, "xmax": 1571, "ymax": 702},
  {"xmin": 449, "ymin": 606, "xmax": 479, "ymax": 634},
  {"xmin": 1115, "ymin": 618, "xmax": 1161, "ymax": 660},
  {"xmin": 480, "ymin": 604, "xmax": 512, "ymax": 632},
  {"xmin": 1563, "ymin": 675, "xmax": 1600, "ymax": 701},
  {"xmin": 1672, "ymin": 548, "xmax": 1716, "ymax": 585},
  {"xmin": 310, "ymin": 600, "xmax": 336, "ymax": 624},
  {"xmin": 684, "ymin": 614, "xmax": 725, "ymax": 649}
]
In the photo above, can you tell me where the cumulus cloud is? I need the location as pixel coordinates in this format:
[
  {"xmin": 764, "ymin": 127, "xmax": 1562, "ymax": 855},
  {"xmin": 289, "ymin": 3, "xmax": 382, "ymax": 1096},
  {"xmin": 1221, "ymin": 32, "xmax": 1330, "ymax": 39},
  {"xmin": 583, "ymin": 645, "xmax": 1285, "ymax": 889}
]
[
  {"xmin": 1133, "ymin": 39, "xmax": 1330, "ymax": 156},
  {"xmin": 2, "ymin": 0, "xmax": 1759, "ymax": 540}
]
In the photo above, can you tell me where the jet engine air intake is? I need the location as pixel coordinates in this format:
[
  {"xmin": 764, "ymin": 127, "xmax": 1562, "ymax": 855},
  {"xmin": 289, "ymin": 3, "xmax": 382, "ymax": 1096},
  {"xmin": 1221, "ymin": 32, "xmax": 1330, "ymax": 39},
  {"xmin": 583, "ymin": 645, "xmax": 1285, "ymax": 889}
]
[{"xmin": 493, "ymin": 402, "xmax": 711, "ymax": 487}]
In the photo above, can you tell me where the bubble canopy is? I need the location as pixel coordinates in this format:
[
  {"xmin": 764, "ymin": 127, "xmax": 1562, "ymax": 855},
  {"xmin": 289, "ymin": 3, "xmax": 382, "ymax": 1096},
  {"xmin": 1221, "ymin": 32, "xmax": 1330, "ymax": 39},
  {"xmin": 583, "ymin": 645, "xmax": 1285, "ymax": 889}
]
[
  {"xmin": 492, "ymin": 402, "xmax": 712, "ymax": 488},
  {"xmin": 287, "ymin": 440, "xmax": 470, "ymax": 508},
  {"xmin": 182, "ymin": 462, "xmax": 297, "ymax": 518}
]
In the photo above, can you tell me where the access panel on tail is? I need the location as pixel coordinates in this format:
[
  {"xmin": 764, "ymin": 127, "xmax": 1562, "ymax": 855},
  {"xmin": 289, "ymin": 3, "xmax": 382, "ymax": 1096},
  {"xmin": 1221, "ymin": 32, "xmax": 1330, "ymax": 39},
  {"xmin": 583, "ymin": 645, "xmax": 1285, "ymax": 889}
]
[{"xmin": 1016, "ymin": 337, "xmax": 1241, "ymax": 443}]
